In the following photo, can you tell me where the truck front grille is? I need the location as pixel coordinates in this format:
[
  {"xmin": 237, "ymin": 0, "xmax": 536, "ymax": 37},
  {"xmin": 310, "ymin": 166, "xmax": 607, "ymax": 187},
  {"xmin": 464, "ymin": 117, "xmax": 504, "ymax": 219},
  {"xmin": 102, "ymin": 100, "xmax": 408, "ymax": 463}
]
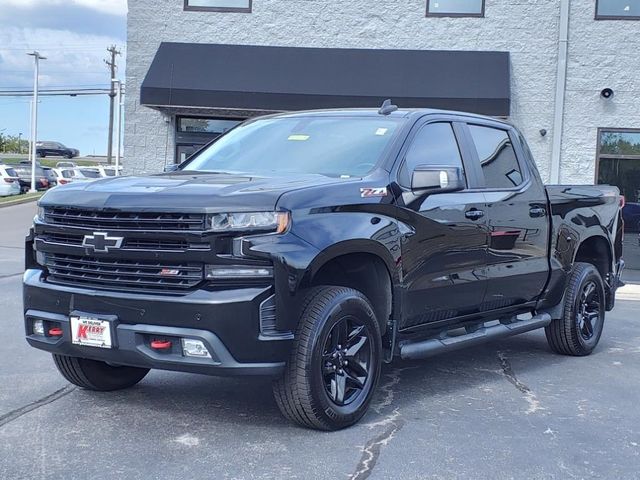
[
  {"xmin": 43, "ymin": 253, "xmax": 204, "ymax": 292},
  {"xmin": 42, "ymin": 207, "xmax": 206, "ymax": 231},
  {"xmin": 39, "ymin": 232, "xmax": 210, "ymax": 252}
]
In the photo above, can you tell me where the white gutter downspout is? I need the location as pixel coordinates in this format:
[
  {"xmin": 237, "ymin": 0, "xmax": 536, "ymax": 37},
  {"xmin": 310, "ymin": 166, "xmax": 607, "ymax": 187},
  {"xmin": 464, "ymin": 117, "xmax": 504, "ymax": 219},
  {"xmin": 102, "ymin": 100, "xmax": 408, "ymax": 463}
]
[{"xmin": 550, "ymin": 0, "xmax": 570, "ymax": 184}]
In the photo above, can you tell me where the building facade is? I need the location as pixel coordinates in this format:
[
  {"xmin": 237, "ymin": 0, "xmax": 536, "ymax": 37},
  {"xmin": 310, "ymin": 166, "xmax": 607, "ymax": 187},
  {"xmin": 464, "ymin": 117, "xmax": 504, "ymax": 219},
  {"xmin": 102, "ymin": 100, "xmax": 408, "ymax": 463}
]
[{"xmin": 124, "ymin": 0, "xmax": 640, "ymax": 193}]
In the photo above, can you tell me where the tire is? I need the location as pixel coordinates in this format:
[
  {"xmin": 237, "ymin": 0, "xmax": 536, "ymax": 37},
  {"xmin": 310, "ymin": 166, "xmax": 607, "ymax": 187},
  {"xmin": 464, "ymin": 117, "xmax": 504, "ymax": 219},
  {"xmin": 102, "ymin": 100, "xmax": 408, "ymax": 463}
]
[
  {"xmin": 65, "ymin": 153, "xmax": 73, "ymax": 159},
  {"xmin": 273, "ymin": 286, "xmax": 382, "ymax": 430},
  {"xmin": 545, "ymin": 262, "xmax": 606, "ymax": 356},
  {"xmin": 37, "ymin": 152, "xmax": 45, "ymax": 158},
  {"xmin": 52, "ymin": 354, "xmax": 149, "ymax": 391}
]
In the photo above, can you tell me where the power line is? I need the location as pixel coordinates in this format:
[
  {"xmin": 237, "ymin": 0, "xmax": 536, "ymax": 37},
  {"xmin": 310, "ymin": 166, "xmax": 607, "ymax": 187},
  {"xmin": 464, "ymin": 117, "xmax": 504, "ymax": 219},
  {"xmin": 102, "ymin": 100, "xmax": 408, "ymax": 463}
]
[
  {"xmin": 0, "ymin": 84, "xmax": 111, "ymax": 90},
  {"xmin": 0, "ymin": 89, "xmax": 113, "ymax": 97}
]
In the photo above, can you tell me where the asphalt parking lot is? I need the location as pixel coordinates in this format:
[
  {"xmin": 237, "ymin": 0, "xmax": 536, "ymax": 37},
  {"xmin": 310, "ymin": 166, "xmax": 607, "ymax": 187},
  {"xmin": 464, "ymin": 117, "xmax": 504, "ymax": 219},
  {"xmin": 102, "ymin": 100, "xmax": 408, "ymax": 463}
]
[{"xmin": 1, "ymin": 202, "xmax": 639, "ymax": 479}]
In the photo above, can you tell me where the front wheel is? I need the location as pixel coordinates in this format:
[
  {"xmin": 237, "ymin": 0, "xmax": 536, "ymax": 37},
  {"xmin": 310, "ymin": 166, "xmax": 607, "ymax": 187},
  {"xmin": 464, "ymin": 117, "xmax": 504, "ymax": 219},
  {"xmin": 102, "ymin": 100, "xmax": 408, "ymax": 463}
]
[
  {"xmin": 52, "ymin": 354, "xmax": 149, "ymax": 391},
  {"xmin": 545, "ymin": 262, "xmax": 606, "ymax": 356},
  {"xmin": 273, "ymin": 286, "xmax": 382, "ymax": 430}
]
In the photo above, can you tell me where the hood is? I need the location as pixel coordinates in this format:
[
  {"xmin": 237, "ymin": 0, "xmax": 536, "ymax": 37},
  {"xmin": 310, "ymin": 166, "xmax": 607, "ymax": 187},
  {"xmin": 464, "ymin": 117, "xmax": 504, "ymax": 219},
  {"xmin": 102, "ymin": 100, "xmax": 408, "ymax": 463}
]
[{"xmin": 39, "ymin": 171, "xmax": 343, "ymax": 212}]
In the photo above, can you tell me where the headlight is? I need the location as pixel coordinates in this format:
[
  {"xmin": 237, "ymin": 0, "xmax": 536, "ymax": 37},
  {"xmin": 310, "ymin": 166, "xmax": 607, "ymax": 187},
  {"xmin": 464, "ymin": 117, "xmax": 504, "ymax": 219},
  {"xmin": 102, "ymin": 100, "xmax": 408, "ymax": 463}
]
[
  {"xmin": 36, "ymin": 206, "xmax": 45, "ymax": 222},
  {"xmin": 207, "ymin": 211, "xmax": 290, "ymax": 233}
]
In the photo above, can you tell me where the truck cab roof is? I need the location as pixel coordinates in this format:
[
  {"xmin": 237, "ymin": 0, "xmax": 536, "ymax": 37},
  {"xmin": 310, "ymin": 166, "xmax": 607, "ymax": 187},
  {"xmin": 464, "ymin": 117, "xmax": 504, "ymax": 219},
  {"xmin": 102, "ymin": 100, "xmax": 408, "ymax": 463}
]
[{"xmin": 265, "ymin": 107, "xmax": 512, "ymax": 126}]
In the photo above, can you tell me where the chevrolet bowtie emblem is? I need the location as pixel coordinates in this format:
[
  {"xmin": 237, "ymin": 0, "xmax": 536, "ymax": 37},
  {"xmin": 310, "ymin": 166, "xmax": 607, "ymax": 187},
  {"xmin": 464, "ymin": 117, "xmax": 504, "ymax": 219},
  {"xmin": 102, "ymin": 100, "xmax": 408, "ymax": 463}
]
[{"xmin": 82, "ymin": 232, "xmax": 124, "ymax": 253}]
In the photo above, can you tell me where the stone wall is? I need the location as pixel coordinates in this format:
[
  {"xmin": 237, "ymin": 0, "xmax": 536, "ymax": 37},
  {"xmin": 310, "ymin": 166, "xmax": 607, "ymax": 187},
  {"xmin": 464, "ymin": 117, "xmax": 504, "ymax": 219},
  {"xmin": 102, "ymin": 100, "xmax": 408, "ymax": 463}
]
[{"xmin": 124, "ymin": 0, "xmax": 639, "ymax": 184}]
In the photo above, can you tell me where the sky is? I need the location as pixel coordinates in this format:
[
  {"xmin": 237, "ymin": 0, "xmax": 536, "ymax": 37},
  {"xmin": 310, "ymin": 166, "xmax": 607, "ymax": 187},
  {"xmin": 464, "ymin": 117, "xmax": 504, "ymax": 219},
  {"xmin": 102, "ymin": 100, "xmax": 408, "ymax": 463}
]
[{"xmin": 0, "ymin": 0, "xmax": 127, "ymax": 156}]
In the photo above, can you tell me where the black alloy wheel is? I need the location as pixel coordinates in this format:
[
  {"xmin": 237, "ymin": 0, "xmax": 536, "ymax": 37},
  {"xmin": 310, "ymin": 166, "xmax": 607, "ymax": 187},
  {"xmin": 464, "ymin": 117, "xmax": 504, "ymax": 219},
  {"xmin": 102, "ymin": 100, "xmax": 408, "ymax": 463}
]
[
  {"xmin": 273, "ymin": 286, "xmax": 382, "ymax": 430},
  {"xmin": 321, "ymin": 316, "xmax": 374, "ymax": 407},
  {"xmin": 545, "ymin": 262, "xmax": 606, "ymax": 356},
  {"xmin": 576, "ymin": 280, "xmax": 601, "ymax": 341}
]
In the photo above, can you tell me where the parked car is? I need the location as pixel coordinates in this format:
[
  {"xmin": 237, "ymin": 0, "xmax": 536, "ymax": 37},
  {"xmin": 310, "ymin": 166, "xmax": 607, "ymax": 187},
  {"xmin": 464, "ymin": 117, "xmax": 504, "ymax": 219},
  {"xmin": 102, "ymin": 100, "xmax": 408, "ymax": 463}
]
[
  {"xmin": 622, "ymin": 202, "xmax": 640, "ymax": 233},
  {"xmin": 85, "ymin": 166, "xmax": 122, "ymax": 177},
  {"xmin": 51, "ymin": 168, "xmax": 76, "ymax": 186},
  {"xmin": 36, "ymin": 141, "xmax": 79, "ymax": 159},
  {"xmin": 0, "ymin": 165, "xmax": 21, "ymax": 197},
  {"xmin": 25, "ymin": 106, "xmax": 624, "ymax": 431},
  {"xmin": 73, "ymin": 168, "xmax": 102, "ymax": 180},
  {"xmin": 11, "ymin": 165, "xmax": 50, "ymax": 192},
  {"xmin": 50, "ymin": 168, "xmax": 98, "ymax": 186},
  {"xmin": 41, "ymin": 167, "xmax": 58, "ymax": 188},
  {"xmin": 56, "ymin": 161, "xmax": 77, "ymax": 169}
]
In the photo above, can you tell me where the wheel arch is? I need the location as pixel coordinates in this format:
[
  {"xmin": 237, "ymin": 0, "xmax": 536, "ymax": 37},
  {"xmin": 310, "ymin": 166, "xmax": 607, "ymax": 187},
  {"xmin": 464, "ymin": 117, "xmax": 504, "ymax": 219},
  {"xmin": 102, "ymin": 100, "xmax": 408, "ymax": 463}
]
[
  {"xmin": 572, "ymin": 234, "xmax": 613, "ymax": 282},
  {"xmin": 572, "ymin": 234, "xmax": 615, "ymax": 309},
  {"xmin": 301, "ymin": 243, "xmax": 397, "ymax": 335}
]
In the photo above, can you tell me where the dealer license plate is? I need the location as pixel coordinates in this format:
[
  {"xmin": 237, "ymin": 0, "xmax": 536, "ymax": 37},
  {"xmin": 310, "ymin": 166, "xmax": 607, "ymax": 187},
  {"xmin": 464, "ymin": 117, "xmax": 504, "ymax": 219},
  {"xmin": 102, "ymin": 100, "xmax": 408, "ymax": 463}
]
[{"xmin": 70, "ymin": 316, "xmax": 113, "ymax": 349}]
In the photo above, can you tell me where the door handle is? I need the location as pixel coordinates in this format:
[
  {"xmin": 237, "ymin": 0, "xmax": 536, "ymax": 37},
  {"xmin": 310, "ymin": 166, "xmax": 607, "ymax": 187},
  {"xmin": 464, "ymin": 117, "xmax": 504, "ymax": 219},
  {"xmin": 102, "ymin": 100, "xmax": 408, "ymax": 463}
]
[
  {"xmin": 465, "ymin": 209, "xmax": 485, "ymax": 220},
  {"xmin": 529, "ymin": 207, "xmax": 546, "ymax": 218}
]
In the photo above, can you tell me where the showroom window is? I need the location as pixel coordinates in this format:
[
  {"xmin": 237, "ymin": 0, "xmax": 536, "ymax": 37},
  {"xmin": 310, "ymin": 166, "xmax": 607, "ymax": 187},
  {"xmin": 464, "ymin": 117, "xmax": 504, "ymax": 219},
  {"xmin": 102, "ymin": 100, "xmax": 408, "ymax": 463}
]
[
  {"xmin": 596, "ymin": 0, "xmax": 640, "ymax": 19},
  {"xmin": 184, "ymin": 0, "xmax": 251, "ymax": 13},
  {"xmin": 426, "ymin": 0, "xmax": 485, "ymax": 17},
  {"xmin": 597, "ymin": 128, "xmax": 640, "ymax": 269},
  {"xmin": 175, "ymin": 117, "xmax": 243, "ymax": 163},
  {"xmin": 596, "ymin": 129, "xmax": 640, "ymax": 201}
]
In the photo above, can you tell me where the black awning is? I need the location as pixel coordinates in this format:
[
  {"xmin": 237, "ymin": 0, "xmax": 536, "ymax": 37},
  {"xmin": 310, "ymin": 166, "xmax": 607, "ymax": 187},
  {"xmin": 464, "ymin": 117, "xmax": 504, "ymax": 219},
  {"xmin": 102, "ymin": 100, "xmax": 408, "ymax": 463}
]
[{"xmin": 141, "ymin": 43, "xmax": 511, "ymax": 116}]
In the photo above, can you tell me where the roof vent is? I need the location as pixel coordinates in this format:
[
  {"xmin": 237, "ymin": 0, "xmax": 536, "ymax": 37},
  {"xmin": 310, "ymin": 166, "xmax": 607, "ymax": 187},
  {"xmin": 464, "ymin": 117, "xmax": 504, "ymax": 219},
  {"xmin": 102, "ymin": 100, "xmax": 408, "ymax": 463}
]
[{"xmin": 378, "ymin": 99, "xmax": 398, "ymax": 116}]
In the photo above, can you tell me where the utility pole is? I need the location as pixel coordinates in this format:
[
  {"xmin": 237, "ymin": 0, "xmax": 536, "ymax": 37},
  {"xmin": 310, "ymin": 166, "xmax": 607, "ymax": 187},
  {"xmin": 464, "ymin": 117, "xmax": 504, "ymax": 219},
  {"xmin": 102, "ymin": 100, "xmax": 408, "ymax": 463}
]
[
  {"xmin": 28, "ymin": 51, "xmax": 46, "ymax": 193},
  {"xmin": 112, "ymin": 79, "xmax": 124, "ymax": 174},
  {"xmin": 105, "ymin": 45, "xmax": 121, "ymax": 165}
]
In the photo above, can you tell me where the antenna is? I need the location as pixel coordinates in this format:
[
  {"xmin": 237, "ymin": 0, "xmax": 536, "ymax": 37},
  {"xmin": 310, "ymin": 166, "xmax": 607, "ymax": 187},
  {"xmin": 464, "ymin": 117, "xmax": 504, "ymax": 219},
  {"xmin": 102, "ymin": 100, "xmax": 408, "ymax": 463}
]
[{"xmin": 378, "ymin": 99, "xmax": 398, "ymax": 116}]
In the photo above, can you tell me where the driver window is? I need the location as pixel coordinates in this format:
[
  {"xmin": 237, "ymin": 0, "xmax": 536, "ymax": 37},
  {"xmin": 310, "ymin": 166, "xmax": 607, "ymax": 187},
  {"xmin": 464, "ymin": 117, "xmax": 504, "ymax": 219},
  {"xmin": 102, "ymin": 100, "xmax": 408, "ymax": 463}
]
[{"xmin": 400, "ymin": 122, "xmax": 465, "ymax": 186}]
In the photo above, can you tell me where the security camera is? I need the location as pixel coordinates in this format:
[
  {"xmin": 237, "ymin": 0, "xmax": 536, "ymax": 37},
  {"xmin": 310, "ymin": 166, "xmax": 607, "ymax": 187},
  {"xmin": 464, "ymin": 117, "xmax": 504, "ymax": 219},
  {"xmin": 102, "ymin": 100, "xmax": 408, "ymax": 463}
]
[{"xmin": 600, "ymin": 88, "xmax": 614, "ymax": 100}]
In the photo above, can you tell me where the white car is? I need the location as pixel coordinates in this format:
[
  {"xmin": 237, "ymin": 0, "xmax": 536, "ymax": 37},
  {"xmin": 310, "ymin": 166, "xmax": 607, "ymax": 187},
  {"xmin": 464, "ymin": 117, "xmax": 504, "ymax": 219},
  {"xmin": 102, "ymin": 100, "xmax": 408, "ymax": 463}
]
[
  {"xmin": 51, "ymin": 168, "xmax": 76, "ymax": 186},
  {"xmin": 73, "ymin": 168, "xmax": 103, "ymax": 180},
  {"xmin": 0, "ymin": 165, "xmax": 21, "ymax": 197},
  {"xmin": 83, "ymin": 166, "xmax": 122, "ymax": 177}
]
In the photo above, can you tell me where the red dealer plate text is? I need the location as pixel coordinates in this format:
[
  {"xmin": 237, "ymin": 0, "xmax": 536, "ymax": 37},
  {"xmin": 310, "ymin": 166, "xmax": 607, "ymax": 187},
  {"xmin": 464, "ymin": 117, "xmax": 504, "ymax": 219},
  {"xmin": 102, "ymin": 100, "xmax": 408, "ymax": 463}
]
[{"xmin": 70, "ymin": 316, "xmax": 113, "ymax": 349}]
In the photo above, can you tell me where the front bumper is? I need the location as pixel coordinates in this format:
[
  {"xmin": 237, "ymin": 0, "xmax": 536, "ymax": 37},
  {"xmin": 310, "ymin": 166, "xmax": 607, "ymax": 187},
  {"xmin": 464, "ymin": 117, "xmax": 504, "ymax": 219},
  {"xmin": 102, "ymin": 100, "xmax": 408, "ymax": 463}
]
[{"xmin": 23, "ymin": 269, "xmax": 290, "ymax": 376}]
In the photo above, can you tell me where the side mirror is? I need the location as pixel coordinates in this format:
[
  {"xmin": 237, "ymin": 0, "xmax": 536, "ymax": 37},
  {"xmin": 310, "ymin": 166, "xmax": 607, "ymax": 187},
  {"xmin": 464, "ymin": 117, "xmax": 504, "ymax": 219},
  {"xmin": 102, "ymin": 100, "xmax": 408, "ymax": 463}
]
[
  {"xmin": 411, "ymin": 165, "xmax": 465, "ymax": 193},
  {"xmin": 163, "ymin": 164, "xmax": 179, "ymax": 173}
]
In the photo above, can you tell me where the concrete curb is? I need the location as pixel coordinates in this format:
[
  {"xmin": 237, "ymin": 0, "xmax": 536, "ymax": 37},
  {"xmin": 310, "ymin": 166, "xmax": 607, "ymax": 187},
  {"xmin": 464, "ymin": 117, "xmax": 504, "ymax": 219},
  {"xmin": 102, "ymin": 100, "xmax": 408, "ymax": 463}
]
[{"xmin": 0, "ymin": 195, "xmax": 42, "ymax": 209}]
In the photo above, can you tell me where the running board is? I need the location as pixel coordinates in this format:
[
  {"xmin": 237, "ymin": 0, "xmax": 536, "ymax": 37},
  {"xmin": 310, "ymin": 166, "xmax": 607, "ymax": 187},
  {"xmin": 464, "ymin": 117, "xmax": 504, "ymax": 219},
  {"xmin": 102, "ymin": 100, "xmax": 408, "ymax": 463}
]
[{"xmin": 399, "ymin": 313, "xmax": 552, "ymax": 360}]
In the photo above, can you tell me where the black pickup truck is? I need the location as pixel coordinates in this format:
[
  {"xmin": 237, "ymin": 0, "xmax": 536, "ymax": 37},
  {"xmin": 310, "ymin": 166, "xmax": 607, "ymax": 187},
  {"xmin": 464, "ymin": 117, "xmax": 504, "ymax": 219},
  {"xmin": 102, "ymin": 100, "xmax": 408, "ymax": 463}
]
[{"xmin": 24, "ymin": 105, "xmax": 624, "ymax": 430}]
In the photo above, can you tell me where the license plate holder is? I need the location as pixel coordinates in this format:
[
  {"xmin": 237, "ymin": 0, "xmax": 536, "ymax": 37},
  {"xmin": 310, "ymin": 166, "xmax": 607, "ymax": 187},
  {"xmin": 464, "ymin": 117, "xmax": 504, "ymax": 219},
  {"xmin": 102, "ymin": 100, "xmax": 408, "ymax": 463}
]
[{"xmin": 70, "ymin": 315, "xmax": 113, "ymax": 349}]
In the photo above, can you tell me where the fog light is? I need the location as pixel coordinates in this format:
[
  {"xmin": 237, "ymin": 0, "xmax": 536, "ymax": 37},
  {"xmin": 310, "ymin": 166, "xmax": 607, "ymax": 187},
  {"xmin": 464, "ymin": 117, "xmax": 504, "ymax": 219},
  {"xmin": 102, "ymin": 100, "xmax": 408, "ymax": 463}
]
[
  {"xmin": 181, "ymin": 339, "xmax": 211, "ymax": 359},
  {"xmin": 33, "ymin": 319, "xmax": 45, "ymax": 335},
  {"xmin": 205, "ymin": 265, "xmax": 273, "ymax": 280}
]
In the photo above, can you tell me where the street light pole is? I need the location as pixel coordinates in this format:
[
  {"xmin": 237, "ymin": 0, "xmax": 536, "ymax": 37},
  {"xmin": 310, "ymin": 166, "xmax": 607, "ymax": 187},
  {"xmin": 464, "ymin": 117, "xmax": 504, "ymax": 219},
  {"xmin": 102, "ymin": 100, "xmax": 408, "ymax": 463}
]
[{"xmin": 28, "ymin": 51, "xmax": 46, "ymax": 193}]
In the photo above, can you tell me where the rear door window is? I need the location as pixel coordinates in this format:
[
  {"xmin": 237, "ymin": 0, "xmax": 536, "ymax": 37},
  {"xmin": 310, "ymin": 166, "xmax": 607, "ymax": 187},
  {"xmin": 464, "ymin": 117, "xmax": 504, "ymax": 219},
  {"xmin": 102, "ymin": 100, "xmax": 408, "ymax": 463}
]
[{"xmin": 468, "ymin": 125, "xmax": 523, "ymax": 189}]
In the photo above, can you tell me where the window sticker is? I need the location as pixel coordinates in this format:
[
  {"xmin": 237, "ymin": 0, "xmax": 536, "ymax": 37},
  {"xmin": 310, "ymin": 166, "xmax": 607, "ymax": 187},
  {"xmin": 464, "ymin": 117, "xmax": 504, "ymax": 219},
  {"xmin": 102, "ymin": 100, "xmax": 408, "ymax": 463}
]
[
  {"xmin": 375, "ymin": 128, "xmax": 389, "ymax": 136},
  {"xmin": 288, "ymin": 134, "xmax": 310, "ymax": 141}
]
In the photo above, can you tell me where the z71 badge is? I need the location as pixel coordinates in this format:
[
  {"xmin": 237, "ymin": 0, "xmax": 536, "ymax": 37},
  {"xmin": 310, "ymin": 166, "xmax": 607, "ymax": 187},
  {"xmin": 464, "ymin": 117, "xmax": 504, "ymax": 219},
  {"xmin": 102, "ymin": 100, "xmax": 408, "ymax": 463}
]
[{"xmin": 360, "ymin": 187, "xmax": 388, "ymax": 198}]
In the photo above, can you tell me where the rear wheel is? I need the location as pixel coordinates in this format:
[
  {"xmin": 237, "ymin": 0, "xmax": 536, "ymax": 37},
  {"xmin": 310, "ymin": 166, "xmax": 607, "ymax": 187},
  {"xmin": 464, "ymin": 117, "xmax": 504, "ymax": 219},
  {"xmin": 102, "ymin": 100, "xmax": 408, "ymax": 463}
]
[
  {"xmin": 545, "ymin": 262, "xmax": 606, "ymax": 356},
  {"xmin": 273, "ymin": 286, "xmax": 382, "ymax": 430},
  {"xmin": 52, "ymin": 354, "xmax": 149, "ymax": 391}
]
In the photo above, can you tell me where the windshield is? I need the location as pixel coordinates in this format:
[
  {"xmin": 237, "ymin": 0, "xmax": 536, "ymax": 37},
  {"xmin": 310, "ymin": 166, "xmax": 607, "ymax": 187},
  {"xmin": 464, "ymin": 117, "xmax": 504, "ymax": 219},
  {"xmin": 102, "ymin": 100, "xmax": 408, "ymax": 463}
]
[{"xmin": 183, "ymin": 116, "xmax": 403, "ymax": 177}]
